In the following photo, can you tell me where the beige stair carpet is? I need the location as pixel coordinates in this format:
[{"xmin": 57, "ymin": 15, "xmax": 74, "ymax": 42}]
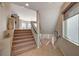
[{"xmin": 11, "ymin": 29, "xmax": 36, "ymax": 56}]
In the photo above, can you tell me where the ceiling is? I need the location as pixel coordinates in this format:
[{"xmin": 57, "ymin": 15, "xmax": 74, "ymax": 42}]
[
  {"xmin": 10, "ymin": 3, "xmax": 37, "ymax": 21},
  {"xmin": 12, "ymin": 2, "xmax": 64, "ymax": 11}
]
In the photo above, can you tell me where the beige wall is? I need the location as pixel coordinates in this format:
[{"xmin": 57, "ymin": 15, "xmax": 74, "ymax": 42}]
[
  {"xmin": 0, "ymin": 3, "xmax": 11, "ymax": 40},
  {"xmin": 0, "ymin": 3, "xmax": 13, "ymax": 56},
  {"xmin": 55, "ymin": 2, "xmax": 79, "ymax": 56},
  {"xmin": 38, "ymin": 3, "xmax": 63, "ymax": 34}
]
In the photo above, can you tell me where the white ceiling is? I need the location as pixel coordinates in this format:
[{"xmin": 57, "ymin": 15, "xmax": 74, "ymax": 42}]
[
  {"xmin": 12, "ymin": 2, "xmax": 63, "ymax": 11},
  {"xmin": 10, "ymin": 3, "xmax": 36, "ymax": 21}
]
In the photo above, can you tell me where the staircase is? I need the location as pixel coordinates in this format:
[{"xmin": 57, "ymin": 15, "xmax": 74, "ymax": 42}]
[{"xmin": 11, "ymin": 29, "xmax": 36, "ymax": 56}]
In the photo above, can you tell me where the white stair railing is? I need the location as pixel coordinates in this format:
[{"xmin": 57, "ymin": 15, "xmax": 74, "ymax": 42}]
[{"xmin": 31, "ymin": 21, "xmax": 40, "ymax": 48}]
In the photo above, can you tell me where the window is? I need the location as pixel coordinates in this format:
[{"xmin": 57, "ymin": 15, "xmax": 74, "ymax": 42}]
[
  {"xmin": 21, "ymin": 22, "xmax": 26, "ymax": 29},
  {"xmin": 63, "ymin": 14, "xmax": 79, "ymax": 46}
]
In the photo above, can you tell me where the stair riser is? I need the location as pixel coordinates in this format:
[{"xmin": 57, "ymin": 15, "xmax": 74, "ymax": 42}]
[
  {"xmin": 13, "ymin": 39, "xmax": 34, "ymax": 44},
  {"xmin": 15, "ymin": 30, "xmax": 31, "ymax": 31},
  {"xmin": 14, "ymin": 34, "xmax": 33, "ymax": 37},
  {"xmin": 14, "ymin": 31, "xmax": 32, "ymax": 33}
]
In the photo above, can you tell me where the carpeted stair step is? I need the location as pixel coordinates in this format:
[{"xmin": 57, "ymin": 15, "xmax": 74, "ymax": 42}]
[
  {"xmin": 11, "ymin": 29, "xmax": 36, "ymax": 56},
  {"xmin": 13, "ymin": 38, "xmax": 34, "ymax": 44},
  {"xmin": 12, "ymin": 44, "xmax": 36, "ymax": 56}
]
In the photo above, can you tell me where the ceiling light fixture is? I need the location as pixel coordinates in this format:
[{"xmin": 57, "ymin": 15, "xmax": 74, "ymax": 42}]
[{"xmin": 25, "ymin": 3, "xmax": 29, "ymax": 6}]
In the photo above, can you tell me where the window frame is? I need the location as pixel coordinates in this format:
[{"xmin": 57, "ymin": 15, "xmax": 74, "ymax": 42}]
[{"xmin": 62, "ymin": 2, "xmax": 79, "ymax": 46}]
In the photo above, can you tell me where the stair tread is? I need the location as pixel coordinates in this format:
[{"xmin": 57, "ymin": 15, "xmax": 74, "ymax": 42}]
[
  {"xmin": 13, "ymin": 38, "xmax": 34, "ymax": 41},
  {"xmin": 13, "ymin": 40, "xmax": 35, "ymax": 47},
  {"xmin": 12, "ymin": 44, "xmax": 36, "ymax": 55},
  {"xmin": 14, "ymin": 31, "xmax": 32, "ymax": 33},
  {"xmin": 14, "ymin": 35, "xmax": 33, "ymax": 39},
  {"xmin": 12, "ymin": 41, "xmax": 35, "ymax": 50},
  {"xmin": 15, "ymin": 29, "xmax": 31, "ymax": 31},
  {"xmin": 14, "ymin": 34, "xmax": 33, "ymax": 37},
  {"xmin": 14, "ymin": 33, "xmax": 32, "ymax": 35},
  {"xmin": 12, "ymin": 43, "xmax": 36, "ymax": 51},
  {"xmin": 14, "ymin": 30, "xmax": 32, "ymax": 32},
  {"xmin": 13, "ymin": 38, "xmax": 34, "ymax": 44}
]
